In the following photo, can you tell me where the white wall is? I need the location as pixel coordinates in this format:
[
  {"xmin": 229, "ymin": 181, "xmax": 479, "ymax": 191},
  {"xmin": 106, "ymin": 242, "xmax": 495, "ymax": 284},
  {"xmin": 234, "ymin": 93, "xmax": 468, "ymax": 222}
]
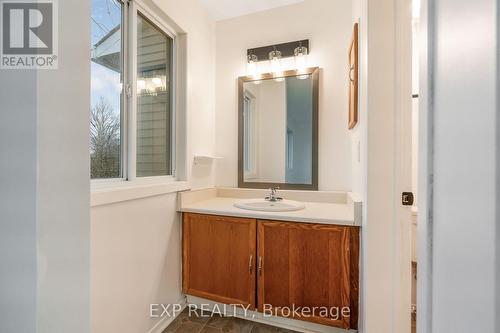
[
  {"xmin": 91, "ymin": 194, "xmax": 183, "ymax": 333},
  {"xmin": 0, "ymin": 61, "xmax": 38, "ymax": 333},
  {"xmin": 0, "ymin": 1, "xmax": 91, "ymax": 333},
  {"xmin": 350, "ymin": 0, "xmax": 367, "ymax": 202},
  {"xmin": 215, "ymin": 0, "xmax": 353, "ymax": 190},
  {"xmin": 350, "ymin": 0, "xmax": 368, "ymax": 331},
  {"xmin": 419, "ymin": 0, "xmax": 498, "ymax": 332},
  {"xmin": 149, "ymin": 0, "xmax": 217, "ymax": 190},
  {"xmin": 37, "ymin": 1, "xmax": 91, "ymax": 332},
  {"xmin": 91, "ymin": 1, "xmax": 216, "ymax": 333}
]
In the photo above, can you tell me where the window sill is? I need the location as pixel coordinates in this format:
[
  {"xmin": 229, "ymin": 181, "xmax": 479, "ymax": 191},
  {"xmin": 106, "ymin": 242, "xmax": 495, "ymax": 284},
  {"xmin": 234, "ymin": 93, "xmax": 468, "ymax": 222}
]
[{"xmin": 91, "ymin": 180, "xmax": 190, "ymax": 207}]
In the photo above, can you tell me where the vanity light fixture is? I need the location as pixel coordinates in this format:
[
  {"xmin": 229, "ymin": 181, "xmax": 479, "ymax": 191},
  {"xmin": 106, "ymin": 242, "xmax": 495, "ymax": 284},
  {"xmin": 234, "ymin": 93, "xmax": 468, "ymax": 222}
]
[{"xmin": 246, "ymin": 39, "xmax": 310, "ymax": 78}]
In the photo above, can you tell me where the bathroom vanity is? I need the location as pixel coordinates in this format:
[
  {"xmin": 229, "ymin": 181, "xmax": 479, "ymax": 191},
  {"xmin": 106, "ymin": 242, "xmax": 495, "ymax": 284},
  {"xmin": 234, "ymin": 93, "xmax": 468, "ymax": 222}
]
[
  {"xmin": 177, "ymin": 66, "xmax": 361, "ymax": 331},
  {"xmin": 178, "ymin": 188, "xmax": 361, "ymax": 330}
]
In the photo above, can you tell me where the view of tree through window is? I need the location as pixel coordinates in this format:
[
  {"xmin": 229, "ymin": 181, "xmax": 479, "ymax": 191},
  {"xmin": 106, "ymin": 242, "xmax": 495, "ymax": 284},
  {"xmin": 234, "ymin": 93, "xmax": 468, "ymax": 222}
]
[{"xmin": 90, "ymin": 0, "xmax": 123, "ymax": 179}]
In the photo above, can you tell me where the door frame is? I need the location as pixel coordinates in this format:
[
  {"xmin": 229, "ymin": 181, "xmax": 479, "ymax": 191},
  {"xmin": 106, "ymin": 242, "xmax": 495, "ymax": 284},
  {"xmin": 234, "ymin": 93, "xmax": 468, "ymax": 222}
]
[
  {"xmin": 415, "ymin": 0, "xmax": 434, "ymax": 332},
  {"xmin": 358, "ymin": 0, "xmax": 430, "ymax": 331},
  {"xmin": 394, "ymin": 0, "xmax": 434, "ymax": 331},
  {"xmin": 394, "ymin": 0, "xmax": 413, "ymax": 331}
]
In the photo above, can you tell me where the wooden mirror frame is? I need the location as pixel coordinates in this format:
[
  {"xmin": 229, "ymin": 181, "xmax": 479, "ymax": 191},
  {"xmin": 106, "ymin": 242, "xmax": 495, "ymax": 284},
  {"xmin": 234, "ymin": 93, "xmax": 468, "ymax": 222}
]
[{"xmin": 237, "ymin": 67, "xmax": 319, "ymax": 190}]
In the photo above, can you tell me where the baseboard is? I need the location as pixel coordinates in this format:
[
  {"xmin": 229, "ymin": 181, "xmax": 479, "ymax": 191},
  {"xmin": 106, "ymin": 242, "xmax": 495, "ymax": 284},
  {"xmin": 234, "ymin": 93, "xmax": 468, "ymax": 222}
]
[
  {"xmin": 186, "ymin": 296, "xmax": 357, "ymax": 333},
  {"xmin": 146, "ymin": 297, "xmax": 187, "ymax": 333}
]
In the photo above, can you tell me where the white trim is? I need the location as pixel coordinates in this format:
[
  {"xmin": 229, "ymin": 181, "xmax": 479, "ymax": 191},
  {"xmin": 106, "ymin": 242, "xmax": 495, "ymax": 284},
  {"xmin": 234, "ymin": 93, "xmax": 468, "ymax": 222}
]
[
  {"xmin": 127, "ymin": 0, "xmax": 138, "ymax": 181},
  {"xmin": 91, "ymin": 175, "xmax": 177, "ymax": 190},
  {"xmin": 186, "ymin": 296, "xmax": 357, "ymax": 333},
  {"xmin": 134, "ymin": 0, "xmax": 178, "ymax": 38},
  {"xmin": 121, "ymin": 0, "xmax": 129, "ymax": 180},
  {"xmin": 173, "ymin": 33, "xmax": 188, "ymax": 181},
  {"xmin": 146, "ymin": 298, "xmax": 187, "ymax": 333},
  {"xmin": 91, "ymin": 180, "xmax": 190, "ymax": 207}
]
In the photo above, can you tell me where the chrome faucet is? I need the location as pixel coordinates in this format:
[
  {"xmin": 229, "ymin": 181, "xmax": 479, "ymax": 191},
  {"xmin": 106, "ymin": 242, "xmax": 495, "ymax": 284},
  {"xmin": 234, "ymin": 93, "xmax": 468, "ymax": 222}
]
[{"xmin": 265, "ymin": 187, "xmax": 283, "ymax": 202}]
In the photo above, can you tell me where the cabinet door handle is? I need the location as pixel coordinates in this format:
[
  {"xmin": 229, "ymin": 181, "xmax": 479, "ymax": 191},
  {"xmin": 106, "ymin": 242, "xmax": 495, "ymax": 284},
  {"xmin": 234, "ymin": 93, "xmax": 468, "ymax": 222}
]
[
  {"xmin": 249, "ymin": 255, "xmax": 253, "ymax": 274},
  {"xmin": 258, "ymin": 256, "xmax": 263, "ymax": 276}
]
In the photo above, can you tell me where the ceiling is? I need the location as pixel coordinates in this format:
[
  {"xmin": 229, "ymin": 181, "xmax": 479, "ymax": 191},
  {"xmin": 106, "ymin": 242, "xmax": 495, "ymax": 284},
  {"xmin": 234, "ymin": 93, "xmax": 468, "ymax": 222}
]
[{"xmin": 199, "ymin": 0, "xmax": 304, "ymax": 21}]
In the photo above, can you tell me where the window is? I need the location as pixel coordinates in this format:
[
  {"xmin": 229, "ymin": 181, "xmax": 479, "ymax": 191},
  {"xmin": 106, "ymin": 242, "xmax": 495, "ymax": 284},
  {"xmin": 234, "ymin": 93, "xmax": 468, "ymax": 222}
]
[
  {"xmin": 243, "ymin": 92, "xmax": 257, "ymax": 179},
  {"xmin": 243, "ymin": 96, "xmax": 251, "ymax": 172},
  {"xmin": 286, "ymin": 129, "xmax": 294, "ymax": 170},
  {"xmin": 136, "ymin": 14, "xmax": 173, "ymax": 177},
  {"xmin": 90, "ymin": 0, "xmax": 123, "ymax": 179},
  {"xmin": 90, "ymin": 0, "xmax": 176, "ymax": 181}
]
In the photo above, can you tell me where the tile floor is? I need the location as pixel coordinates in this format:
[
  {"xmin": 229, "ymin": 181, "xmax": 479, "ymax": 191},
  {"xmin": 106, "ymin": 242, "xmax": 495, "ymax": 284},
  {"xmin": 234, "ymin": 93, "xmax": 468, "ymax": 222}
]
[{"xmin": 163, "ymin": 308, "xmax": 299, "ymax": 333}]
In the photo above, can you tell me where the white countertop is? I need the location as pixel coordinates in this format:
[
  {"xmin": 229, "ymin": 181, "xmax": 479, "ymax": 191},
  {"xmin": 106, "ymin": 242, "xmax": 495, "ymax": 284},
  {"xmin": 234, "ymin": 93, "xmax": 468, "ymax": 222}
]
[{"xmin": 178, "ymin": 188, "xmax": 362, "ymax": 226}]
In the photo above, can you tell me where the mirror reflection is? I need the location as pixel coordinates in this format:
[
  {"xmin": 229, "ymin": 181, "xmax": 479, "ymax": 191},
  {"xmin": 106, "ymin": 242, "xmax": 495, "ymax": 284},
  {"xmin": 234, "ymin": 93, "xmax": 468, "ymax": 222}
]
[{"xmin": 241, "ymin": 73, "xmax": 315, "ymax": 186}]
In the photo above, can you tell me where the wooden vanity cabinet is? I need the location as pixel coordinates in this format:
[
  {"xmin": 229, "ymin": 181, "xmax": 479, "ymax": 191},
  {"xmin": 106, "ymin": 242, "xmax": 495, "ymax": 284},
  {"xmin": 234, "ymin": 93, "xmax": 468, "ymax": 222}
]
[
  {"xmin": 182, "ymin": 213, "xmax": 359, "ymax": 330},
  {"xmin": 257, "ymin": 220, "xmax": 359, "ymax": 330},
  {"xmin": 182, "ymin": 213, "xmax": 256, "ymax": 308}
]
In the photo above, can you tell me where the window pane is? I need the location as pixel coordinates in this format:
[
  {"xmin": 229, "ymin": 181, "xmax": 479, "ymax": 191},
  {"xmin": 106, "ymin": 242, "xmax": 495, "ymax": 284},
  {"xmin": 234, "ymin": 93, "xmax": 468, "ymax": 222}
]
[
  {"xmin": 137, "ymin": 14, "xmax": 173, "ymax": 177},
  {"xmin": 90, "ymin": 0, "xmax": 123, "ymax": 179}
]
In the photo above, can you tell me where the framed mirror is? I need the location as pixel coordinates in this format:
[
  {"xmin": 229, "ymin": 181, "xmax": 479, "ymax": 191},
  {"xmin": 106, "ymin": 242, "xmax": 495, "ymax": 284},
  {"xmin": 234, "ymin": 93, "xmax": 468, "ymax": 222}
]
[{"xmin": 238, "ymin": 67, "xmax": 319, "ymax": 190}]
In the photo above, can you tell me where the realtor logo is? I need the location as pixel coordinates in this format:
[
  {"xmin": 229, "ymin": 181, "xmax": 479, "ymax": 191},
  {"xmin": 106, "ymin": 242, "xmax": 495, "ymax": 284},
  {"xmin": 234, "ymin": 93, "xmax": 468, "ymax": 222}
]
[{"xmin": 1, "ymin": 0, "xmax": 58, "ymax": 69}]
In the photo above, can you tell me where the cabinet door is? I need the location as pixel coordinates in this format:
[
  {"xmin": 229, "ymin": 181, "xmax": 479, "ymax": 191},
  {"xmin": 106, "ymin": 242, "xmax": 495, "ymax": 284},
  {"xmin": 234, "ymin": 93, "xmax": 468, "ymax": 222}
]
[
  {"xmin": 257, "ymin": 220, "xmax": 359, "ymax": 329},
  {"xmin": 183, "ymin": 213, "xmax": 256, "ymax": 308}
]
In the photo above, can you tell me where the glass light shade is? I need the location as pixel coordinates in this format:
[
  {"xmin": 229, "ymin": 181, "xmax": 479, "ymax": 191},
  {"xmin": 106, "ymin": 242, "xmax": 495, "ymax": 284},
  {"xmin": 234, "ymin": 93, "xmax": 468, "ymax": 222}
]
[
  {"xmin": 269, "ymin": 50, "xmax": 282, "ymax": 76},
  {"xmin": 247, "ymin": 54, "xmax": 258, "ymax": 77},
  {"xmin": 294, "ymin": 46, "xmax": 308, "ymax": 73},
  {"xmin": 247, "ymin": 61, "xmax": 257, "ymax": 76}
]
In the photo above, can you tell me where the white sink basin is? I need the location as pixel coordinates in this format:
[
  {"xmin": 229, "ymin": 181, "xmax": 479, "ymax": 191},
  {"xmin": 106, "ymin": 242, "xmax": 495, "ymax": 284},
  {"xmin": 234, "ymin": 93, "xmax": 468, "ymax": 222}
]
[{"xmin": 234, "ymin": 199, "xmax": 305, "ymax": 212}]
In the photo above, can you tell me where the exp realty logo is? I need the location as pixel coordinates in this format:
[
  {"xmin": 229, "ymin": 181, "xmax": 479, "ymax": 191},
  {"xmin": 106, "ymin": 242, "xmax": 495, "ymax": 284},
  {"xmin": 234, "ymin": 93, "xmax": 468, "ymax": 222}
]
[{"xmin": 1, "ymin": 0, "xmax": 58, "ymax": 69}]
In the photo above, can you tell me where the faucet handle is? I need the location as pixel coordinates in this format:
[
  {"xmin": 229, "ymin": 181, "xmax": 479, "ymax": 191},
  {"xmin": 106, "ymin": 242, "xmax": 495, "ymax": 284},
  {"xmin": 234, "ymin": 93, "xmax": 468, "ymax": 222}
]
[{"xmin": 266, "ymin": 187, "xmax": 282, "ymax": 202}]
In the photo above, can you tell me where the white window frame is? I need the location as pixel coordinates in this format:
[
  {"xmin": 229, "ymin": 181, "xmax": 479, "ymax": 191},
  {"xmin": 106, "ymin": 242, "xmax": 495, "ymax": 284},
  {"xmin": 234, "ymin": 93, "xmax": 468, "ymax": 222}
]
[
  {"xmin": 243, "ymin": 90, "xmax": 258, "ymax": 180},
  {"xmin": 92, "ymin": 0, "xmax": 185, "ymax": 190}
]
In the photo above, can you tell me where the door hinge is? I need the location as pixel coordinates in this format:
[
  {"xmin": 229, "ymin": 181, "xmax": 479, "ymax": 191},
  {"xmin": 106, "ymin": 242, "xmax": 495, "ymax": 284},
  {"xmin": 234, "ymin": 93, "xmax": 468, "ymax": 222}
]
[{"xmin": 402, "ymin": 192, "xmax": 414, "ymax": 206}]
